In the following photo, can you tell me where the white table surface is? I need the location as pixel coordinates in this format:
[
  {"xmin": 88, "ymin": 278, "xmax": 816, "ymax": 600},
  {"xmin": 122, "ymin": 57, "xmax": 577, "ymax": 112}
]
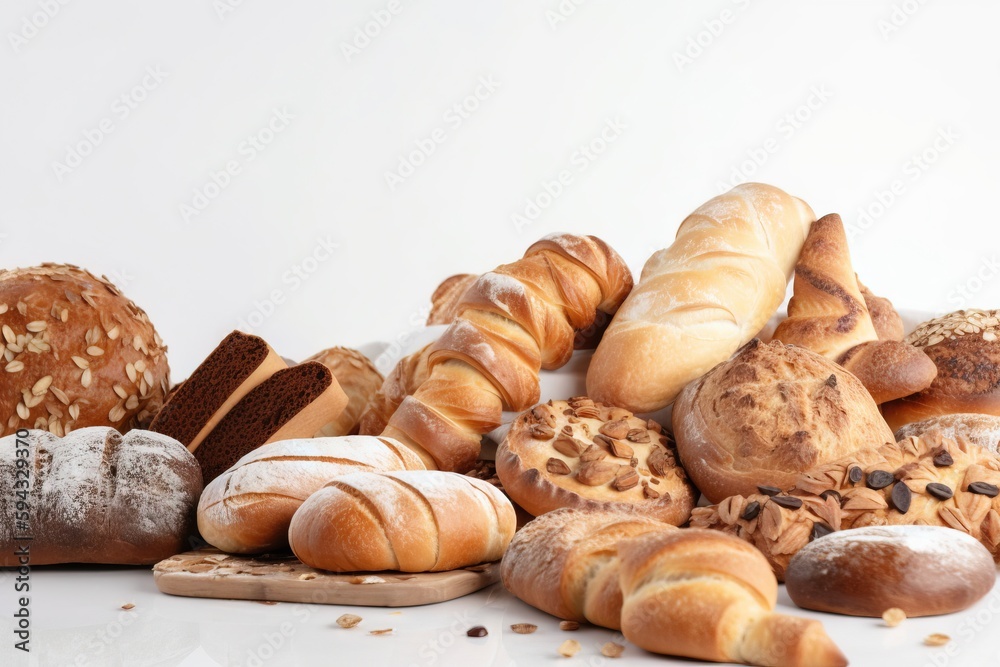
[{"xmin": 2, "ymin": 566, "xmax": 998, "ymax": 666}]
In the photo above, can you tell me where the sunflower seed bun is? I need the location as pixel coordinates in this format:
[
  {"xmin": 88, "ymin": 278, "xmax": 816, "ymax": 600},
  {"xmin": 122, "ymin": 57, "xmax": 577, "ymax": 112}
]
[{"xmin": 0, "ymin": 263, "xmax": 169, "ymax": 437}]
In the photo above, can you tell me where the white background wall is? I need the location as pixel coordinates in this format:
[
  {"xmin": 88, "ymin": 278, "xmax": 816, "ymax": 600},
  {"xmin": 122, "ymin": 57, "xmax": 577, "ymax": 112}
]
[{"xmin": 3, "ymin": 0, "xmax": 1000, "ymax": 380}]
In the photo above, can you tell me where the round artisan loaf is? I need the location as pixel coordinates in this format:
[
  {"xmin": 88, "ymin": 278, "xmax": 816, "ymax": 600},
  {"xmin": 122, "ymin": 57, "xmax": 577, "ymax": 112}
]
[
  {"xmin": 0, "ymin": 427, "xmax": 201, "ymax": 565},
  {"xmin": 500, "ymin": 507, "xmax": 672, "ymax": 629},
  {"xmin": 288, "ymin": 470, "xmax": 516, "ymax": 572},
  {"xmin": 882, "ymin": 310, "xmax": 1000, "ymax": 431},
  {"xmin": 0, "ymin": 264, "xmax": 169, "ymax": 437},
  {"xmin": 496, "ymin": 399, "xmax": 695, "ymax": 524},
  {"xmin": 302, "ymin": 347, "xmax": 383, "ymax": 437},
  {"xmin": 673, "ymin": 339, "xmax": 894, "ymax": 503},
  {"xmin": 786, "ymin": 526, "xmax": 996, "ymax": 617},
  {"xmin": 198, "ymin": 436, "xmax": 424, "ymax": 554},
  {"xmin": 895, "ymin": 413, "xmax": 1000, "ymax": 454}
]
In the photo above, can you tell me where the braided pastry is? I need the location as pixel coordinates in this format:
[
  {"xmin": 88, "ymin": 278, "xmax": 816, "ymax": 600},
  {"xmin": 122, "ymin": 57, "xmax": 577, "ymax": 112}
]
[
  {"xmin": 381, "ymin": 234, "xmax": 633, "ymax": 472},
  {"xmin": 692, "ymin": 432, "xmax": 1000, "ymax": 579}
]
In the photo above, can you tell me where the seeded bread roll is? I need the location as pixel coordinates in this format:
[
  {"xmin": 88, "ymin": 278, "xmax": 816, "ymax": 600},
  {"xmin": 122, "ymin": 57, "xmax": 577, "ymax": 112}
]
[
  {"xmin": 288, "ymin": 470, "xmax": 516, "ymax": 572},
  {"xmin": 496, "ymin": 399, "xmax": 695, "ymax": 525},
  {"xmin": 500, "ymin": 507, "xmax": 672, "ymax": 630},
  {"xmin": 0, "ymin": 427, "xmax": 201, "ymax": 565},
  {"xmin": 198, "ymin": 436, "xmax": 424, "ymax": 554},
  {"xmin": 882, "ymin": 310, "xmax": 1000, "ymax": 431},
  {"xmin": 194, "ymin": 363, "xmax": 348, "ymax": 483},
  {"xmin": 0, "ymin": 264, "xmax": 169, "ymax": 438},
  {"xmin": 785, "ymin": 526, "xmax": 996, "ymax": 617},
  {"xmin": 673, "ymin": 339, "xmax": 894, "ymax": 503},
  {"xmin": 895, "ymin": 413, "xmax": 1000, "ymax": 454},
  {"xmin": 302, "ymin": 347, "xmax": 383, "ymax": 437},
  {"xmin": 150, "ymin": 331, "xmax": 286, "ymax": 451}
]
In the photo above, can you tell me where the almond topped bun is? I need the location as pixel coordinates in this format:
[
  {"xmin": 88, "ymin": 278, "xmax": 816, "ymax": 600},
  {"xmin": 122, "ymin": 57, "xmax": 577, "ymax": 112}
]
[
  {"xmin": 496, "ymin": 398, "xmax": 696, "ymax": 525},
  {"xmin": 0, "ymin": 263, "xmax": 169, "ymax": 437}
]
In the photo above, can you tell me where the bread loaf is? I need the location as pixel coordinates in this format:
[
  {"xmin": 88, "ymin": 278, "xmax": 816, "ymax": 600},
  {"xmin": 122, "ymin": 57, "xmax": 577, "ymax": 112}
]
[
  {"xmin": 618, "ymin": 529, "xmax": 847, "ymax": 667},
  {"xmin": 882, "ymin": 310, "xmax": 1000, "ymax": 431},
  {"xmin": 198, "ymin": 436, "xmax": 424, "ymax": 554},
  {"xmin": 1, "ymin": 264, "xmax": 170, "ymax": 437},
  {"xmin": 288, "ymin": 470, "xmax": 516, "ymax": 572},
  {"xmin": 150, "ymin": 331, "xmax": 286, "ymax": 451},
  {"xmin": 673, "ymin": 339, "xmax": 893, "ymax": 502},
  {"xmin": 500, "ymin": 508, "xmax": 671, "ymax": 630},
  {"xmin": 858, "ymin": 280, "xmax": 904, "ymax": 341},
  {"xmin": 785, "ymin": 526, "xmax": 996, "ymax": 617},
  {"xmin": 381, "ymin": 234, "xmax": 633, "ymax": 472},
  {"xmin": 0, "ymin": 427, "xmax": 201, "ymax": 565},
  {"xmin": 357, "ymin": 343, "xmax": 432, "ymax": 437},
  {"xmin": 895, "ymin": 413, "xmax": 1000, "ymax": 454},
  {"xmin": 194, "ymin": 362, "xmax": 348, "ymax": 483},
  {"xmin": 837, "ymin": 340, "xmax": 937, "ymax": 404},
  {"xmin": 303, "ymin": 347, "xmax": 383, "ymax": 437},
  {"xmin": 587, "ymin": 183, "xmax": 814, "ymax": 412}
]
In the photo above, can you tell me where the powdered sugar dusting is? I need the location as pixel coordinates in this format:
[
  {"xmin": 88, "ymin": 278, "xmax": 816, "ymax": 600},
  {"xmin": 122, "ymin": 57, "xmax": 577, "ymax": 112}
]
[{"xmin": 801, "ymin": 526, "xmax": 989, "ymax": 563}]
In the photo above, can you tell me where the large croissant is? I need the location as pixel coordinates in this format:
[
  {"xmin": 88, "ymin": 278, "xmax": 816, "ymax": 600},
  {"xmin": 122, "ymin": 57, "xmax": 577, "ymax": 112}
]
[
  {"xmin": 380, "ymin": 234, "xmax": 633, "ymax": 471},
  {"xmin": 588, "ymin": 183, "xmax": 814, "ymax": 413}
]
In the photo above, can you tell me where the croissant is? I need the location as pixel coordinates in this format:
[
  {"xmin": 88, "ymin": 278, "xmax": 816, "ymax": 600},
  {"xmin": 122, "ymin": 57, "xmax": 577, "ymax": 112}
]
[{"xmin": 380, "ymin": 234, "xmax": 633, "ymax": 472}]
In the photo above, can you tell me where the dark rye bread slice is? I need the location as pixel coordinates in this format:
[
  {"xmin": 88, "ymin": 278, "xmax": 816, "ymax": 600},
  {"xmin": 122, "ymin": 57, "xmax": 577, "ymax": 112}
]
[
  {"xmin": 195, "ymin": 362, "xmax": 348, "ymax": 483},
  {"xmin": 150, "ymin": 331, "xmax": 287, "ymax": 451}
]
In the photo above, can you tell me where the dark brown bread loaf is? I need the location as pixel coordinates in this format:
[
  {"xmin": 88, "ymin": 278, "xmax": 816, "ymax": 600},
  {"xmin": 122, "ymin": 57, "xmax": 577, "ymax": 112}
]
[
  {"xmin": 194, "ymin": 362, "xmax": 347, "ymax": 483},
  {"xmin": 150, "ymin": 331, "xmax": 286, "ymax": 450},
  {"xmin": 0, "ymin": 427, "xmax": 201, "ymax": 565}
]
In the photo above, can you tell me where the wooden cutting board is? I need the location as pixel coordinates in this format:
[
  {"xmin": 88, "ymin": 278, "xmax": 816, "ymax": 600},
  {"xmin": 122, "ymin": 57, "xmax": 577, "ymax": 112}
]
[{"xmin": 153, "ymin": 549, "xmax": 501, "ymax": 607}]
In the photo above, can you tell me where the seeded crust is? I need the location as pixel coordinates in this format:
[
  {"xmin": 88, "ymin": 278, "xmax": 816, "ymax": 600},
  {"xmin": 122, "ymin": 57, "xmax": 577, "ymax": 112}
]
[
  {"xmin": 691, "ymin": 431, "xmax": 1000, "ymax": 579},
  {"xmin": 194, "ymin": 362, "xmax": 344, "ymax": 483},
  {"xmin": 673, "ymin": 339, "xmax": 894, "ymax": 503},
  {"xmin": 495, "ymin": 398, "xmax": 696, "ymax": 525},
  {"xmin": 0, "ymin": 263, "xmax": 169, "ymax": 437},
  {"xmin": 883, "ymin": 310, "xmax": 1000, "ymax": 431},
  {"xmin": 150, "ymin": 331, "xmax": 279, "ymax": 448}
]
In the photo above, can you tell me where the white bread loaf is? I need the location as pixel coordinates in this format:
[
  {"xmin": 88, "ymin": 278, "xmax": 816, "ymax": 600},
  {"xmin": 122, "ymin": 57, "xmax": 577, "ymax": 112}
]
[
  {"xmin": 197, "ymin": 436, "xmax": 424, "ymax": 554},
  {"xmin": 288, "ymin": 470, "xmax": 516, "ymax": 572},
  {"xmin": 587, "ymin": 183, "xmax": 814, "ymax": 412}
]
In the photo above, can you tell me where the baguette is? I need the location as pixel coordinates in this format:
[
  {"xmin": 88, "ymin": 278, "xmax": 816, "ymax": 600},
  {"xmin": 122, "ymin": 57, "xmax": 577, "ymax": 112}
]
[
  {"xmin": 588, "ymin": 183, "xmax": 814, "ymax": 412},
  {"xmin": 288, "ymin": 470, "xmax": 516, "ymax": 572},
  {"xmin": 197, "ymin": 436, "xmax": 424, "ymax": 554}
]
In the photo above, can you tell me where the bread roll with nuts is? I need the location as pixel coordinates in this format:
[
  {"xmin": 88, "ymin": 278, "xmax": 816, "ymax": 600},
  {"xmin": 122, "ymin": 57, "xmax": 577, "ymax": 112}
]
[
  {"xmin": 496, "ymin": 399, "xmax": 695, "ymax": 524},
  {"xmin": 288, "ymin": 470, "xmax": 516, "ymax": 572},
  {"xmin": 198, "ymin": 436, "xmax": 424, "ymax": 554},
  {"xmin": 0, "ymin": 264, "xmax": 169, "ymax": 437}
]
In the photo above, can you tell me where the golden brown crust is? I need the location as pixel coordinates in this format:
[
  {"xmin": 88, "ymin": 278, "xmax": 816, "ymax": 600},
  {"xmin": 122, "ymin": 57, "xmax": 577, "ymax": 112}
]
[
  {"xmin": 858, "ymin": 279, "xmax": 904, "ymax": 341},
  {"xmin": 895, "ymin": 413, "xmax": 1000, "ymax": 454},
  {"xmin": 0, "ymin": 264, "xmax": 169, "ymax": 437},
  {"xmin": 692, "ymin": 432, "xmax": 1000, "ymax": 579},
  {"xmin": 772, "ymin": 214, "xmax": 879, "ymax": 359},
  {"xmin": 303, "ymin": 347, "xmax": 383, "ymax": 436},
  {"xmin": 499, "ymin": 507, "xmax": 671, "ymax": 629},
  {"xmin": 883, "ymin": 310, "xmax": 1000, "ymax": 431},
  {"xmin": 673, "ymin": 339, "xmax": 894, "ymax": 503},
  {"xmin": 837, "ymin": 340, "xmax": 937, "ymax": 404},
  {"xmin": 496, "ymin": 399, "xmax": 695, "ymax": 525},
  {"xmin": 383, "ymin": 234, "xmax": 633, "ymax": 472},
  {"xmin": 427, "ymin": 274, "xmax": 478, "ymax": 325},
  {"xmin": 618, "ymin": 529, "xmax": 847, "ymax": 667}
]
